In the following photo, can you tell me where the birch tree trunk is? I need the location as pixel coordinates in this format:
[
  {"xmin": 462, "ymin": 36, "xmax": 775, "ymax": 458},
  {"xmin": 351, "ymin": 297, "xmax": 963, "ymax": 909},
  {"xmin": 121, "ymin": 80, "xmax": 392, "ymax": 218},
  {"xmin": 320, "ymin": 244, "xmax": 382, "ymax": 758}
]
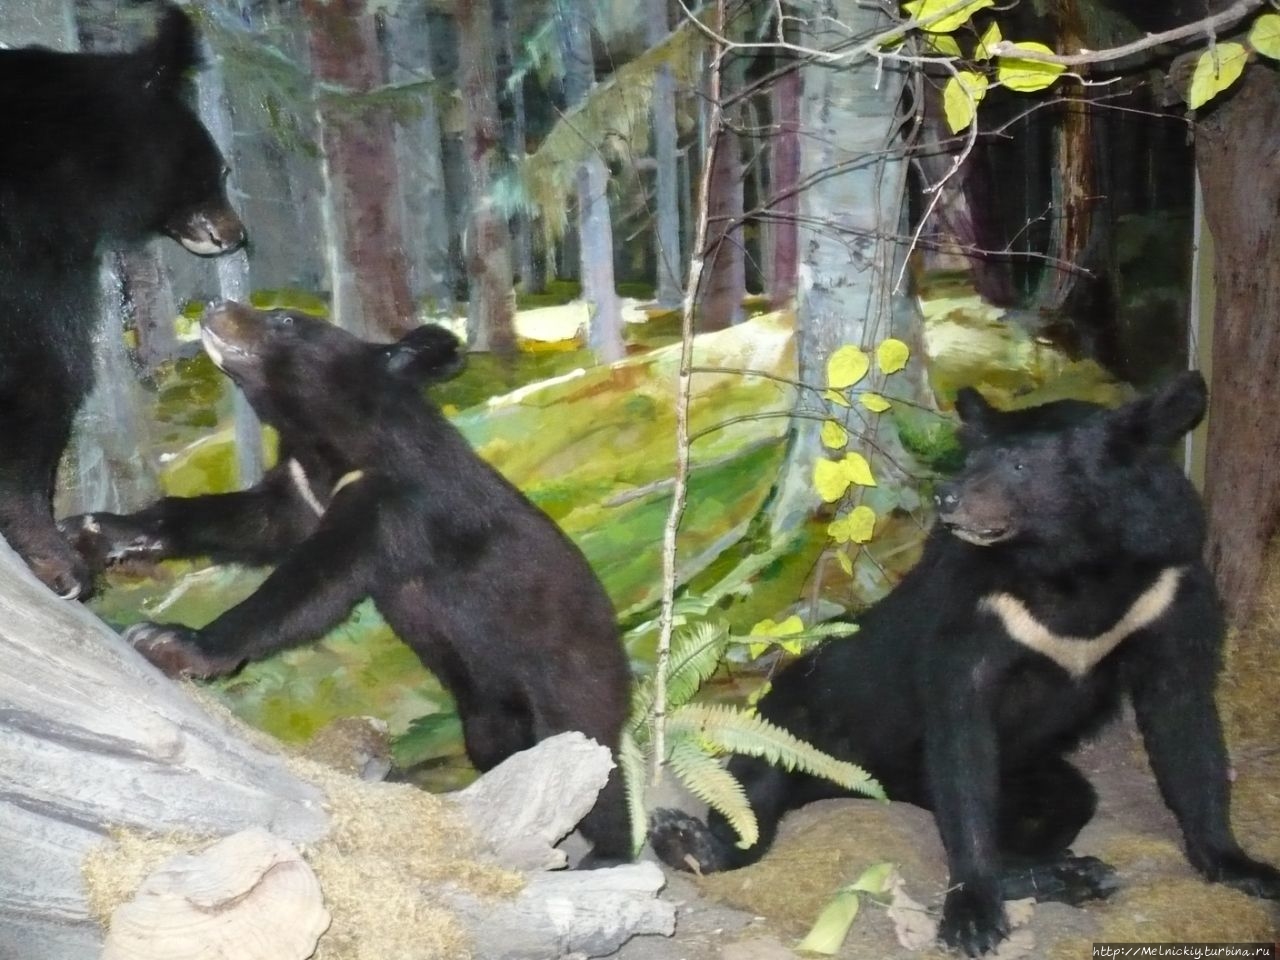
[
  {"xmin": 556, "ymin": 0, "xmax": 624, "ymax": 362},
  {"xmin": 0, "ymin": 543, "xmax": 328, "ymax": 960},
  {"xmin": 647, "ymin": 0, "xmax": 683, "ymax": 309},
  {"xmin": 766, "ymin": 0, "xmax": 914, "ymax": 537},
  {"xmin": 457, "ymin": 0, "xmax": 517, "ymax": 356}
]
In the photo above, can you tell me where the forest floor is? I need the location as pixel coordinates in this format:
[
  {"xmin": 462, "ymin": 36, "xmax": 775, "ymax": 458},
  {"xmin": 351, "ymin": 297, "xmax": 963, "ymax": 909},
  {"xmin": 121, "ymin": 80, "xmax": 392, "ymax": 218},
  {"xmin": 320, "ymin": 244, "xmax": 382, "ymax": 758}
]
[{"xmin": 611, "ymin": 713, "xmax": 1280, "ymax": 960}]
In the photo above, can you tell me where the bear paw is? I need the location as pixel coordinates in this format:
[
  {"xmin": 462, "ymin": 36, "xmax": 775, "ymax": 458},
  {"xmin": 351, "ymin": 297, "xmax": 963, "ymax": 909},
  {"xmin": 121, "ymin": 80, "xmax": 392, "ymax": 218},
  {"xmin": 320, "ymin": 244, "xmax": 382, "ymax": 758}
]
[
  {"xmin": 25, "ymin": 546, "xmax": 91, "ymax": 601},
  {"xmin": 60, "ymin": 513, "xmax": 165, "ymax": 572},
  {"xmin": 1204, "ymin": 851, "xmax": 1280, "ymax": 900},
  {"xmin": 124, "ymin": 622, "xmax": 240, "ymax": 679},
  {"xmin": 1000, "ymin": 854, "xmax": 1120, "ymax": 906},
  {"xmin": 938, "ymin": 881, "xmax": 1009, "ymax": 957},
  {"xmin": 648, "ymin": 808, "xmax": 728, "ymax": 875}
]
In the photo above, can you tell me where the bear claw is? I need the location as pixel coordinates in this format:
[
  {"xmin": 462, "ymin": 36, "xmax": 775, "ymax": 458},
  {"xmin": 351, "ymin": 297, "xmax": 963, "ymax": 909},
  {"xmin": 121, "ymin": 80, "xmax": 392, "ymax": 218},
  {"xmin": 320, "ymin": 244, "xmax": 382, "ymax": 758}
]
[{"xmin": 124, "ymin": 622, "xmax": 240, "ymax": 679}]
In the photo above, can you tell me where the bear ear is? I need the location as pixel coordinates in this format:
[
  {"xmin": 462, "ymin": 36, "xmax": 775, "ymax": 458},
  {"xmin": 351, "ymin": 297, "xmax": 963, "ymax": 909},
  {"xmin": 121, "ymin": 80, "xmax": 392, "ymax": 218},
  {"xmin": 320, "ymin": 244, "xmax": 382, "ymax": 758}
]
[
  {"xmin": 954, "ymin": 387, "xmax": 995, "ymax": 426},
  {"xmin": 145, "ymin": 5, "xmax": 202, "ymax": 90},
  {"xmin": 1106, "ymin": 370, "xmax": 1207, "ymax": 450},
  {"xmin": 382, "ymin": 325, "xmax": 466, "ymax": 384}
]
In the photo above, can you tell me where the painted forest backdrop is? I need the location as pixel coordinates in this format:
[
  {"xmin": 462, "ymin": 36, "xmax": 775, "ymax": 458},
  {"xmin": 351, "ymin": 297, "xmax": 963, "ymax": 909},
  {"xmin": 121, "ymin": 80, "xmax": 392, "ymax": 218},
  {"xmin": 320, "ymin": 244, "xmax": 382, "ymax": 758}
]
[{"xmin": 4, "ymin": 0, "xmax": 1278, "ymax": 781}]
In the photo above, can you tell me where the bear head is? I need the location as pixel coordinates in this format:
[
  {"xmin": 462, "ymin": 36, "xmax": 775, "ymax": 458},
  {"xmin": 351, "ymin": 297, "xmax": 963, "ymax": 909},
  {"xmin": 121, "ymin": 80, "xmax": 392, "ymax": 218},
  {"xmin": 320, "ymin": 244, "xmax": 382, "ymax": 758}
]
[
  {"xmin": 936, "ymin": 372, "xmax": 1208, "ymax": 567},
  {"xmin": 199, "ymin": 300, "xmax": 464, "ymax": 443}
]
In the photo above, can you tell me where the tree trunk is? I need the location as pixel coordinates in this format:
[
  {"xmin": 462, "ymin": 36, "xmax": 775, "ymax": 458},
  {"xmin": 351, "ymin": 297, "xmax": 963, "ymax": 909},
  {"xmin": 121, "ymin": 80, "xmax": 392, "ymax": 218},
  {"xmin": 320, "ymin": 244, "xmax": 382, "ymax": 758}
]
[
  {"xmin": 302, "ymin": 0, "xmax": 415, "ymax": 340},
  {"xmin": 496, "ymin": 0, "xmax": 539, "ymax": 294},
  {"xmin": 699, "ymin": 123, "xmax": 746, "ymax": 330},
  {"xmin": 0, "ymin": 543, "xmax": 328, "ymax": 959},
  {"xmin": 1196, "ymin": 66, "xmax": 1280, "ymax": 625},
  {"xmin": 647, "ymin": 0, "xmax": 683, "ymax": 309},
  {"xmin": 764, "ymin": 62, "xmax": 800, "ymax": 310},
  {"xmin": 556, "ymin": 0, "xmax": 624, "ymax": 361},
  {"xmin": 457, "ymin": 0, "xmax": 517, "ymax": 356},
  {"xmin": 765, "ymin": 0, "xmax": 913, "ymax": 538}
]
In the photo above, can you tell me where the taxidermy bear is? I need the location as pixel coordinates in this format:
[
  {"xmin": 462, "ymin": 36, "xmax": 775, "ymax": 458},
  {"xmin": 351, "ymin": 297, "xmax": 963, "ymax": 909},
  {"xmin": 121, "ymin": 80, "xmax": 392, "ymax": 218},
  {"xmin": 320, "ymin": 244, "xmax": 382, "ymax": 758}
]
[
  {"xmin": 65, "ymin": 301, "xmax": 632, "ymax": 864},
  {"xmin": 0, "ymin": 5, "xmax": 245, "ymax": 598},
  {"xmin": 650, "ymin": 372, "xmax": 1280, "ymax": 954}
]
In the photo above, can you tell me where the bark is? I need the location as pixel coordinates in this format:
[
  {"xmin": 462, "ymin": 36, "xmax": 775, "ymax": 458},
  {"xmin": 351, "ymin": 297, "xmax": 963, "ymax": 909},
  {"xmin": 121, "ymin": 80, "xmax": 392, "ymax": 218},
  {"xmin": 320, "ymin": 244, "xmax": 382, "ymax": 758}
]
[
  {"xmin": 302, "ymin": 0, "xmax": 415, "ymax": 340},
  {"xmin": 764, "ymin": 63, "xmax": 800, "ymax": 310},
  {"xmin": 116, "ymin": 246, "xmax": 178, "ymax": 370},
  {"xmin": 457, "ymin": 0, "xmax": 517, "ymax": 356},
  {"xmin": 699, "ymin": 122, "xmax": 746, "ymax": 330},
  {"xmin": 557, "ymin": 0, "xmax": 624, "ymax": 361},
  {"xmin": 1196, "ymin": 67, "xmax": 1280, "ymax": 625},
  {"xmin": 496, "ymin": 0, "xmax": 539, "ymax": 294},
  {"xmin": 0, "ymin": 541, "xmax": 328, "ymax": 959},
  {"xmin": 647, "ymin": 0, "xmax": 683, "ymax": 308},
  {"xmin": 765, "ymin": 0, "xmax": 914, "ymax": 538}
]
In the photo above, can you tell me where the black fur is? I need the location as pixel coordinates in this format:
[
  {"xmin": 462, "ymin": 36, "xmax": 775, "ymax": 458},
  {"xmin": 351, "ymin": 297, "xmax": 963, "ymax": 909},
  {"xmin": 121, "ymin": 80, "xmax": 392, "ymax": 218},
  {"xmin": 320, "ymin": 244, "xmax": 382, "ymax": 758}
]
[
  {"xmin": 64, "ymin": 301, "xmax": 632, "ymax": 863},
  {"xmin": 650, "ymin": 372, "xmax": 1280, "ymax": 954},
  {"xmin": 0, "ymin": 5, "xmax": 245, "ymax": 598}
]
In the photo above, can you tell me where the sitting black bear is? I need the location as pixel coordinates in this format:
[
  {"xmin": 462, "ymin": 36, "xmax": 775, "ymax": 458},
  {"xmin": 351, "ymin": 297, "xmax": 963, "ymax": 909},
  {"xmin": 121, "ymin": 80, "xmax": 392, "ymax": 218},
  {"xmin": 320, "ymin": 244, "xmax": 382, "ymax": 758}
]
[
  {"xmin": 66, "ymin": 301, "xmax": 632, "ymax": 863},
  {"xmin": 650, "ymin": 373, "xmax": 1280, "ymax": 954},
  {"xmin": 0, "ymin": 5, "xmax": 245, "ymax": 598}
]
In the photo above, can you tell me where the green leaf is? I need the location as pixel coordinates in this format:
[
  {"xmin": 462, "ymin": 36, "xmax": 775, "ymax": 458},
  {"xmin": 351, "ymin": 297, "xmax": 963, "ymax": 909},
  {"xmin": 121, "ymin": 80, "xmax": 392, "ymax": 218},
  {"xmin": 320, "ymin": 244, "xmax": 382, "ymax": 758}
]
[
  {"xmin": 859, "ymin": 392, "xmax": 892, "ymax": 413},
  {"xmin": 975, "ymin": 21, "xmax": 1002, "ymax": 60},
  {"xmin": 821, "ymin": 420, "xmax": 850, "ymax": 449},
  {"xmin": 814, "ymin": 458, "xmax": 852, "ymax": 502},
  {"xmin": 942, "ymin": 71, "xmax": 989, "ymax": 133},
  {"xmin": 826, "ymin": 346, "xmax": 870, "ymax": 389},
  {"xmin": 876, "ymin": 338, "xmax": 911, "ymax": 374},
  {"xmin": 1188, "ymin": 43, "xmax": 1249, "ymax": 109},
  {"xmin": 927, "ymin": 34, "xmax": 963, "ymax": 58},
  {"xmin": 666, "ymin": 736, "xmax": 759, "ymax": 848},
  {"xmin": 849, "ymin": 861, "xmax": 897, "ymax": 894},
  {"xmin": 797, "ymin": 890, "xmax": 860, "ymax": 954},
  {"xmin": 997, "ymin": 42, "xmax": 1067, "ymax": 93},
  {"xmin": 902, "ymin": 0, "xmax": 994, "ymax": 33},
  {"xmin": 1250, "ymin": 13, "xmax": 1280, "ymax": 60},
  {"xmin": 842, "ymin": 452, "xmax": 876, "ymax": 488},
  {"xmin": 619, "ymin": 730, "xmax": 650, "ymax": 856}
]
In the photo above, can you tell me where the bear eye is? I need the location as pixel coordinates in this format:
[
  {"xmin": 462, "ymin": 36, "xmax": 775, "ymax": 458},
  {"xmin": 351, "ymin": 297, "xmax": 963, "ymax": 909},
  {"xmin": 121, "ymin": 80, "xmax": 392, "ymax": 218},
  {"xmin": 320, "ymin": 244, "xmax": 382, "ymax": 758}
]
[
  {"xmin": 270, "ymin": 311, "xmax": 294, "ymax": 327},
  {"xmin": 1013, "ymin": 461, "xmax": 1025, "ymax": 471}
]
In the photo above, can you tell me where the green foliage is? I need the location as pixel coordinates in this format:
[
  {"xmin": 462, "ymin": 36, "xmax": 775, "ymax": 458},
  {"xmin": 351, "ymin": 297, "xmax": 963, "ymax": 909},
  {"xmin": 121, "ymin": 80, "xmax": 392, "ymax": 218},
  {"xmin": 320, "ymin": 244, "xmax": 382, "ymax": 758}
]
[{"xmin": 623, "ymin": 618, "xmax": 881, "ymax": 855}]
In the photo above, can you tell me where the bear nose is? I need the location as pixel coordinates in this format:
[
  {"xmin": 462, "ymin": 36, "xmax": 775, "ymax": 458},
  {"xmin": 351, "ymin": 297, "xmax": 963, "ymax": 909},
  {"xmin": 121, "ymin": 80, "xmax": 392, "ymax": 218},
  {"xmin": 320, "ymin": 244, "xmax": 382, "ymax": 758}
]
[{"xmin": 934, "ymin": 484, "xmax": 960, "ymax": 510}]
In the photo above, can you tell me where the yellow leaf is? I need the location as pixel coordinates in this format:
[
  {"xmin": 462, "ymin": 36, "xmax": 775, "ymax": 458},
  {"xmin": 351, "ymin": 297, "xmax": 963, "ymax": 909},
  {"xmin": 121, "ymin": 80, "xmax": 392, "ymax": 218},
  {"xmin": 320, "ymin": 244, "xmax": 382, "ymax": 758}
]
[
  {"xmin": 821, "ymin": 420, "xmax": 849, "ymax": 449},
  {"xmin": 823, "ymin": 388, "xmax": 851, "ymax": 408},
  {"xmin": 902, "ymin": 0, "xmax": 994, "ymax": 33},
  {"xmin": 836, "ymin": 548, "xmax": 854, "ymax": 576},
  {"xmin": 997, "ymin": 41, "xmax": 1067, "ymax": 93},
  {"xmin": 928, "ymin": 34, "xmax": 962, "ymax": 58},
  {"xmin": 747, "ymin": 641, "xmax": 769, "ymax": 660},
  {"xmin": 1188, "ymin": 43, "xmax": 1249, "ymax": 109},
  {"xmin": 797, "ymin": 890, "xmax": 860, "ymax": 954},
  {"xmin": 814, "ymin": 458, "xmax": 852, "ymax": 502},
  {"xmin": 846, "ymin": 505, "xmax": 877, "ymax": 543},
  {"xmin": 827, "ymin": 346, "xmax": 870, "ymax": 389},
  {"xmin": 975, "ymin": 21, "xmax": 1002, "ymax": 60},
  {"xmin": 827, "ymin": 515, "xmax": 852, "ymax": 544},
  {"xmin": 750, "ymin": 615, "xmax": 804, "ymax": 637},
  {"xmin": 1250, "ymin": 13, "xmax": 1280, "ymax": 60},
  {"xmin": 746, "ymin": 680, "xmax": 771, "ymax": 705},
  {"xmin": 780, "ymin": 639, "xmax": 804, "ymax": 655},
  {"xmin": 942, "ymin": 71, "xmax": 988, "ymax": 133},
  {"xmin": 860, "ymin": 392, "xmax": 892, "ymax": 413},
  {"xmin": 849, "ymin": 861, "xmax": 896, "ymax": 894},
  {"xmin": 876, "ymin": 338, "xmax": 910, "ymax": 374},
  {"xmin": 842, "ymin": 452, "xmax": 877, "ymax": 488}
]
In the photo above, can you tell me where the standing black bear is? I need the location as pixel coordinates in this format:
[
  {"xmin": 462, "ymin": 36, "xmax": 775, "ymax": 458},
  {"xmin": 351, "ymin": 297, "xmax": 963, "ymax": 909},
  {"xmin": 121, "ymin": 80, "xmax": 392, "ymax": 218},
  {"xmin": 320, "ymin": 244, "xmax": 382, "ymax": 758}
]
[
  {"xmin": 651, "ymin": 373, "xmax": 1280, "ymax": 954},
  {"xmin": 64, "ymin": 301, "xmax": 633, "ymax": 864},
  {"xmin": 0, "ymin": 6, "xmax": 245, "ymax": 598}
]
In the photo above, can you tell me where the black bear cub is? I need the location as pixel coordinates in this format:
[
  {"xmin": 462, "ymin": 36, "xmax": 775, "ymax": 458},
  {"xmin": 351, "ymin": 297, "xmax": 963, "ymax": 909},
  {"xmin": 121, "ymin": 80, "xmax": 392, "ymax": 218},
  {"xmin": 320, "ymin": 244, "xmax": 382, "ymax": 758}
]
[
  {"xmin": 66, "ymin": 301, "xmax": 632, "ymax": 863},
  {"xmin": 0, "ymin": 5, "xmax": 245, "ymax": 599},
  {"xmin": 650, "ymin": 373, "xmax": 1280, "ymax": 955}
]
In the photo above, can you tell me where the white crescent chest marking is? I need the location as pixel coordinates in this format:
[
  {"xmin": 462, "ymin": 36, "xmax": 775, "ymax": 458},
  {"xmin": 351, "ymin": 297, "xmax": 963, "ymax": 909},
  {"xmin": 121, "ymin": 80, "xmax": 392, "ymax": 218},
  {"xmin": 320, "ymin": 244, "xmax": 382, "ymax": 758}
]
[
  {"xmin": 978, "ymin": 566, "xmax": 1185, "ymax": 678},
  {"xmin": 287, "ymin": 458, "xmax": 364, "ymax": 518}
]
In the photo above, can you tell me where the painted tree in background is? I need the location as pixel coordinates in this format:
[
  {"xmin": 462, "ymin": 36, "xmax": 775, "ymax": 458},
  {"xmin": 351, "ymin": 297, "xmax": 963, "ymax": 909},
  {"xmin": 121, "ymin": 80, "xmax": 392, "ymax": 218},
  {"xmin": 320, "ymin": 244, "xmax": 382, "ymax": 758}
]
[
  {"xmin": 301, "ymin": 0, "xmax": 414, "ymax": 339},
  {"xmin": 647, "ymin": 0, "xmax": 684, "ymax": 309},
  {"xmin": 458, "ymin": 0, "xmax": 517, "ymax": 355}
]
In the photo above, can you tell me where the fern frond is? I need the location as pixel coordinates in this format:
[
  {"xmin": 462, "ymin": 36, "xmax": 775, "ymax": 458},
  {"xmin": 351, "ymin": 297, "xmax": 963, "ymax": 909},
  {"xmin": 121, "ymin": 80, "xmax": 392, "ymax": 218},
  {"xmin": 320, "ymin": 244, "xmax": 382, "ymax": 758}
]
[
  {"xmin": 667, "ymin": 735, "xmax": 758, "ymax": 849},
  {"xmin": 628, "ymin": 619, "xmax": 730, "ymax": 739},
  {"xmin": 619, "ymin": 729, "xmax": 651, "ymax": 857},
  {"xmin": 667, "ymin": 703, "xmax": 886, "ymax": 800}
]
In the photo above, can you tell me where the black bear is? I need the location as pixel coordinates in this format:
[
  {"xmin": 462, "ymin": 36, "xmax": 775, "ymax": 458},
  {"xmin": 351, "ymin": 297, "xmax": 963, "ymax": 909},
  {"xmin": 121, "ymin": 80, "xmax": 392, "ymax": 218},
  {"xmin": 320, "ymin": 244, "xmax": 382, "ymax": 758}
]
[
  {"xmin": 64, "ymin": 300, "xmax": 633, "ymax": 864},
  {"xmin": 650, "ymin": 373, "xmax": 1280, "ymax": 954},
  {"xmin": 0, "ymin": 6, "xmax": 245, "ymax": 598}
]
